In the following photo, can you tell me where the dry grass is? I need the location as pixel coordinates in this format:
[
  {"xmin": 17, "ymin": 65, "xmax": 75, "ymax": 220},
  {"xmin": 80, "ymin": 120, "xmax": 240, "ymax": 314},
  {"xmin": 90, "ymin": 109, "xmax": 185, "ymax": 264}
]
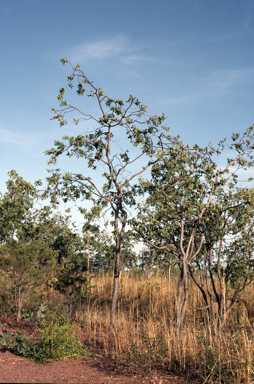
[{"xmin": 45, "ymin": 273, "xmax": 254, "ymax": 383}]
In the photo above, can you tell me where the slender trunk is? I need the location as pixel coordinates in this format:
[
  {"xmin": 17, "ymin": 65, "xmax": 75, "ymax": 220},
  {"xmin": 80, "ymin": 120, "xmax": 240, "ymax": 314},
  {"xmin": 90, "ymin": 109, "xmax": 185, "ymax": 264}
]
[
  {"xmin": 180, "ymin": 265, "xmax": 189, "ymax": 331},
  {"xmin": 176, "ymin": 270, "xmax": 183, "ymax": 332},
  {"xmin": 188, "ymin": 265, "xmax": 209, "ymax": 308},
  {"xmin": 145, "ymin": 265, "xmax": 149, "ymax": 281},
  {"xmin": 168, "ymin": 262, "xmax": 171, "ymax": 292},
  {"xmin": 205, "ymin": 267, "xmax": 216, "ymax": 326},
  {"xmin": 218, "ymin": 276, "xmax": 229, "ymax": 329},
  {"xmin": 16, "ymin": 287, "xmax": 24, "ymax": 321},
  {"xmin": 87, "ymin": 233, "xmax": 91, "ymax": 273},
  {"xmin": 110, "ymin": 237, "xmax": 120, "ymax": 330},
  {"xmin": 109, "ymin": 192, "xmax": 127, "ymax": 331},
  {"xmin": 17, "ymin": 288, "xmax": 22, "ymax": 321},
  {"xmin": 176, "ymin": 261, "xmax": 189, "ymax": 333}
]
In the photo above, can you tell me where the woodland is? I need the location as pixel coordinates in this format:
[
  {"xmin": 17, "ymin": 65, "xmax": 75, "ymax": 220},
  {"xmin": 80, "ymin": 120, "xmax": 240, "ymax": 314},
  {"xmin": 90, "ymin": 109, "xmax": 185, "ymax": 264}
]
[{"xmin": 1, "ymin": 58, "xmax": 254, "ymax": 383}]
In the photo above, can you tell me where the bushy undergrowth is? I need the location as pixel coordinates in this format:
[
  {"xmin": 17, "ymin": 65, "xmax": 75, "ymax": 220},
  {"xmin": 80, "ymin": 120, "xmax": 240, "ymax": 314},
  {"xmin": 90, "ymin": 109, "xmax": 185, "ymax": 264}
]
[
  {"xmin": 0, "ymin": 309, "xmax": 92, "ymax": 363},
  {"xmin": 40, "ymin": 312, "xmax": 91, "ymax": 360},
  {"xmin": 0, "ymin": 329, "xmax": 49, "ymax": 363}
]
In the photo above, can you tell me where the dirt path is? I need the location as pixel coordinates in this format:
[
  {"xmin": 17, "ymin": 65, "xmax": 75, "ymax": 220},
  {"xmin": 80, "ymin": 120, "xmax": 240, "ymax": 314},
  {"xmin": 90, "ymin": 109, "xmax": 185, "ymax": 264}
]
[{"xmin": 0, "ymin": 350, "xmax": 190, "ymax": 384}]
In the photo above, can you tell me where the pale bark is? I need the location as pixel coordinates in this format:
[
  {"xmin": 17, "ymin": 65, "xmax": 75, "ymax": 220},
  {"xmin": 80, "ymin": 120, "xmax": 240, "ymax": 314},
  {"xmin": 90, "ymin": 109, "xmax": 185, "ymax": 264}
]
[
  {"xmin": 176, "ymin": 262, "xmax": 189, "ymax": 333},
  {"xmin": 109, "ymin": 191, "xmax": 127, "ymax": 330},
  {"xmin": 110, "ymin": 248, "xmax": 120, "ymax": 330},
  {"xmin": 167, "ymin": 263, "xmax": 171, "ymax": 292},
  {"xmin": 87, "ymin": 233, "xmax": 91, "ymax": 273}
]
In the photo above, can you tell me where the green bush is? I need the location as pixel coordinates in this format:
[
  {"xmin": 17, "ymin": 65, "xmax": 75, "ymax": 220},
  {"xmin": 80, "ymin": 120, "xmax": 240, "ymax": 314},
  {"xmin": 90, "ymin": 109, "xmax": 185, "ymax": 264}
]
[
  {"xmin": 40, "ymin": 312, "xmax": 91, "ymax": 360},
  {"xmin": 0, "ymin": 328, "xmax": 50, "ymax": 364},
  {"xmin": 0, "ymin": 311, "xmax": 92, "ymax": 363},
  {"xmin": 21, "ymin": 302, "xmax": 48, "ymax": 322}
]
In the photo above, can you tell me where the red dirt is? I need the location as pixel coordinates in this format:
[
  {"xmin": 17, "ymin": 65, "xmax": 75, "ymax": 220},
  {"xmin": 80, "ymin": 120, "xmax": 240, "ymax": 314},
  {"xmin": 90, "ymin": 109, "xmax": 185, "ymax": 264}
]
[{"xmin": 0, "ymin": 351, "xmax": 191, "ymax": 384}]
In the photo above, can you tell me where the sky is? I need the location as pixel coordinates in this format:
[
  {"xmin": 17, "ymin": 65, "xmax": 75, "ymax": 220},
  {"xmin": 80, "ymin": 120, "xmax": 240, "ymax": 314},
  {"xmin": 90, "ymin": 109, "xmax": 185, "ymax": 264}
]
[{"xmin": 1, "ymin": 0, "xmax": 254, "ymax": 226}]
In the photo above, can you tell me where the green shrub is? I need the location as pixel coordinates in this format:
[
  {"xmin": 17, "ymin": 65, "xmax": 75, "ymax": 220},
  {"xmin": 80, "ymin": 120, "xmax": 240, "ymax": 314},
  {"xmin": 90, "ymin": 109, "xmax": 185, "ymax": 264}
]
[
  {"xmin": 0, "ymin": 328, "xmax": 50, "ymax": 364},
  {"xmin": 0, "ymin": 311, "xmax": 92, "ymax": 363},
  {"xmin": 21, "ymin": 302, "xmax": 48, "ymax": 322},
  {"xmin": 40, "ymin": 312, "xmax": 91, "ymax": 360}
]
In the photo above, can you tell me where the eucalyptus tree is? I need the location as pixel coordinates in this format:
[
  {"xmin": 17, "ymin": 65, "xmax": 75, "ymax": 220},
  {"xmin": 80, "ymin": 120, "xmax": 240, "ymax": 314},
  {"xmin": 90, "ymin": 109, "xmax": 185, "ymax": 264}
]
[
  {"xmin": 44, "ymin": 57, "xmax": 168, "ymax": 329},
  {"xmin": 132, "ymin": 128, "xmax": 254, "ymax": 332}
]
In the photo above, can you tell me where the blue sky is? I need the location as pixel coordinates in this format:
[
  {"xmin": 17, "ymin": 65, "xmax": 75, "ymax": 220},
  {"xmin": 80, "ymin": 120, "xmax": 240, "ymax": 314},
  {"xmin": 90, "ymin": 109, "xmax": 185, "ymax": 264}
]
[{"xmin": 1, "ymin": 0, "xmax": 254, "ymax": 225}]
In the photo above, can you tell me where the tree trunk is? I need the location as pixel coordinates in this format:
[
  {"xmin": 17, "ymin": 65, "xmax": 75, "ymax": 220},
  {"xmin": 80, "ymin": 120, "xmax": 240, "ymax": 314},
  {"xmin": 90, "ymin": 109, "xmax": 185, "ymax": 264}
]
[
  {"xmin": 16, "ymin": 287, "xmax": 23, "ymax": 321},
  {"xmin": 176, "ymin": 262, "xmax": 189, "ymax": 334},
  {"xmin": 87, "ymin": 233, "xmax": 91, "ymax": 273},
  {"xmin": 176, "ymin": 272, "xmax": 183, "ymax": 331},
  {"xmin": 109, "ymin": 192, "xmax": 127, "ymax": 331},
  {"xmin": 205, "ymin": 268, "xmax": 216, "ymax": 327},
  {"xmin": 110, "ymin": 239, "xmax": 120, "ymax": 330},
  {"xmin": 168, "ymin": 262, "xmax": 171, "ymax": 292}
]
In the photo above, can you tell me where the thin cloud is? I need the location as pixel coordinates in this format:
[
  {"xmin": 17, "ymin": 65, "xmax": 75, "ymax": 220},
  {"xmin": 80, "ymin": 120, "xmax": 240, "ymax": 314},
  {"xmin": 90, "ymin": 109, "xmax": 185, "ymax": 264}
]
[
  {"xmin": 0, "ymin": 128, "xmax": 48, "ymax": 156},
  {"xmin": 122, "ymin": 54, "xmax": 155, "ymax": 65},
  {"xmin": 70, "ymin": 36, "xmax": 129, "ymax": 64},
  {"xmin": 163, "ymin": 67, "xmax": 254, "ymax": 105},
  {"xmin": 68, "ymin": 35, "xmax": 165, "ymax": 67},
  {"xmin": 210, "ymin": 67, "xmax": 254, "ymax": 89}
]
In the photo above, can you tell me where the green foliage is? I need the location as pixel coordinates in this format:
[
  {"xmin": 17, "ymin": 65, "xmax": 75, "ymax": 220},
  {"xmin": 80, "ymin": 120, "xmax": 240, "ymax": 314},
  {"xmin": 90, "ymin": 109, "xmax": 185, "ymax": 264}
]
[
  {"xmin": 40, "ymin": 312, "xmax": 91, "ymax": 360},
  {"xmin": 132, "ymin": 128, "xmax": 254, "ymax": 330},
  {"xmin": 0, "ymin": 240, "xmax": 56, "ymax": 320},
  {"xmin": 0, "ymin": 170, "xmax": 42, "ymax": 243},
  {"xmin": 21, "ymin": 303, "xmax": 48, "ymax": 323},
  {"xmin": 0, "ymin": 330, "xmax": 50, "ymax": 364},
  {"xmin": 53, "ymin": 259, "xmax": 93, "ymax": 320},
  {"xmin": 0, "ymin": 170, "xmax": 96, "ymax": 321},
  {"xmin": 91, "ymin": 230, "xmax": 138, "ymax": 273},
  {"xmin": 36, "ymin": 302, "xmax": 49, "ymax": 322},
  {"xmin": 0, "ymin": 170, "xmax": 87, "ymax": 263},
  {"xmin": 0, "ymin": 311, "xmax": 92, "ymax": 364}
]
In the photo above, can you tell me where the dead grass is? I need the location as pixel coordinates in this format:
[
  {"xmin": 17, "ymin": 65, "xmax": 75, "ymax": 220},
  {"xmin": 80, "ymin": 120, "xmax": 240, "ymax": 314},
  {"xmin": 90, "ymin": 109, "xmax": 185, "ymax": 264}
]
[{"xmin": 43, "ymin": 273, "xmax": 254, "ymax": 383}]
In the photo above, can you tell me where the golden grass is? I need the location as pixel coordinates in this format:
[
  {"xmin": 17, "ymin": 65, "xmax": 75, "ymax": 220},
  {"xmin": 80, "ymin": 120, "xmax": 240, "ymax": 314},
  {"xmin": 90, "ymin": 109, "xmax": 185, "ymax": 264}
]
[{"xmin": 46, "ymin": 273, "xmax": 254, "ymax": 383}]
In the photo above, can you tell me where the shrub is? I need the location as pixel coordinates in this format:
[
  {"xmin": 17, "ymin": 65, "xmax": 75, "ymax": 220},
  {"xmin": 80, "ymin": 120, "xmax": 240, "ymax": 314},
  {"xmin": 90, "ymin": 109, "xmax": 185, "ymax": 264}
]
[
  {"xmin": 40, "ymin": 312, "xmax": 91, "ymax": 360},
  {"xmin": 0, "ymin": 311, "xmax": 92, "ymax": 363}
]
